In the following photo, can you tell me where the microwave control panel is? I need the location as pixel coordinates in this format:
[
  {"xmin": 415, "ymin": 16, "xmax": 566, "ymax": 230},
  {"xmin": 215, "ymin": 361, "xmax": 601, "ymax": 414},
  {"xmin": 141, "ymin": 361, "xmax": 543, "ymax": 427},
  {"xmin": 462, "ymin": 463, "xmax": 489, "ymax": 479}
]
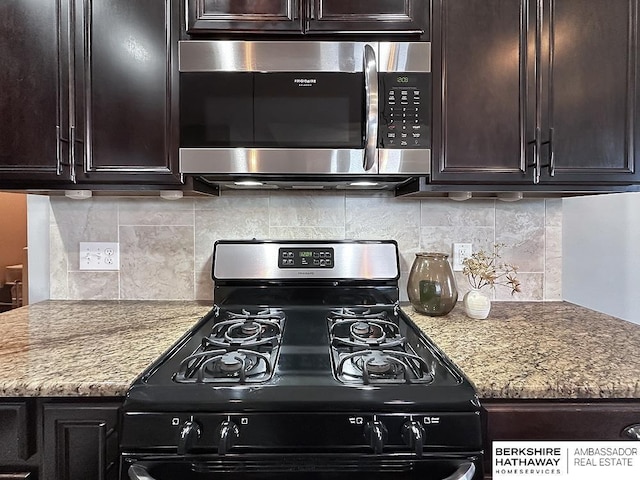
[{"xmin": 379, "ymin": 73, "xmax": 431, "ymax": 149}]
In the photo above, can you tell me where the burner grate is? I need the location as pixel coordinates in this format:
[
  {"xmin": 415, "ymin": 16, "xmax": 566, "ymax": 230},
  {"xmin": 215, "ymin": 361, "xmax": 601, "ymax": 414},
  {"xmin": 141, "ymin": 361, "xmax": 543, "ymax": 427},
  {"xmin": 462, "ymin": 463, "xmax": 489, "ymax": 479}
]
[
  {"xmin": 329, "ymin": 308, "xmax": 406, "ymax": 349},
  {"xmin": 337, "ymin": 349, "xmax": 435, "ymax": 385},
  {"xmin": 172, "ymin": 308, "xmax": 284, "ymax": 384},
  {"xmin": 328, "ymin": 308, "xmax": 436, "ymax": 385}
]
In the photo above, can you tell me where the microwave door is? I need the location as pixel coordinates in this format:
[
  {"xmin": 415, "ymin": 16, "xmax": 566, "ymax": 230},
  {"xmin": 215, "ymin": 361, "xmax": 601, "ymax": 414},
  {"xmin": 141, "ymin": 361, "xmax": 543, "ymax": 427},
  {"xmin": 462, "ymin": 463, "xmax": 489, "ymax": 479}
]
[{"xmin": 178, "ymin": 41, "xmax": 379, "ymax": 176}]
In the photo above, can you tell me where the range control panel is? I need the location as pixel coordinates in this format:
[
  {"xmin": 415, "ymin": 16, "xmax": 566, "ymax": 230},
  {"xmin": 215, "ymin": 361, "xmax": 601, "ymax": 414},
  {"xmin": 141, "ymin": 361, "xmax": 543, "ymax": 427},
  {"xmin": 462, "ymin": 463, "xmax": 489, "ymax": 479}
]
[
  {"xmin": 379, "ymin": 72, "xmax": 431, "ymax": 149},
  {"xmin": 278, "ymin": 247, "xmax": 334, "ymax": 269}
]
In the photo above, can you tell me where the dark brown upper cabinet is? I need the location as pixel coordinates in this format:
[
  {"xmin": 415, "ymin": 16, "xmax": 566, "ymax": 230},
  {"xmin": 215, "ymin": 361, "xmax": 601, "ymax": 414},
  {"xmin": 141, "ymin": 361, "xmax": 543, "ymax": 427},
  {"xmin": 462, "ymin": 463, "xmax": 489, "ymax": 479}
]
[
  {"xmin": 0, "ymin": 0, "xmax": 65, "ymax": 185},
  {"xmin": 306, "ymin": 0, "xmax": 428, "ymax": 35},
  {"xmin": 186, "ymin": 0, "xmax": 303, "ymax": 33},
  {"xmin": 185, "ymin": 0, "xmax": 428, "ymax": 37},
  {"xmin": 0, "ymin": 0, "xmax": 181, "ymax": 190},
  {"xmin": 71, "ymin": 0, "xmax": 180, "ymax": 184},
  {"xmin": 538, "ymin": 0, "xmax": 640, "ymax": 184},
  {"xmin": 431, "ymin": 0, "xmax": 640, "ymax": 185}
]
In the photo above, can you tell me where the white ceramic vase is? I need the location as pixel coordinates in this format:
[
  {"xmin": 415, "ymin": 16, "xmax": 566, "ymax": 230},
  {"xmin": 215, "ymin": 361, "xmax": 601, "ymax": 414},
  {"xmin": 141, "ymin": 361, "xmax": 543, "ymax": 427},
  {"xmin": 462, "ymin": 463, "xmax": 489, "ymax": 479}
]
[{"xmin": 462, "ymin": 288, "xmax": 491, "ymax": 319}]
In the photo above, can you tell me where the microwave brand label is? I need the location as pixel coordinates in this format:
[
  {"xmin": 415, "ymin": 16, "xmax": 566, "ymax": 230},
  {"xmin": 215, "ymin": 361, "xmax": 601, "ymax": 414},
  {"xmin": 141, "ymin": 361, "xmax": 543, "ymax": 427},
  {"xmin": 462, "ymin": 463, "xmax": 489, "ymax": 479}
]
[{"xmin": 294, "ymin": 78, "xmax": 317, "ymax": 87}]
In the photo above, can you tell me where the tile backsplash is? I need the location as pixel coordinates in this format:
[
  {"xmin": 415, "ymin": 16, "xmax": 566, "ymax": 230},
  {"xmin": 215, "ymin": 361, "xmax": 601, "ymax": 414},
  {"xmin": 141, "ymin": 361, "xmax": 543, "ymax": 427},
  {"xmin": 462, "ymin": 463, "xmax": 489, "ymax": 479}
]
[{"xmin": 49, "ymin": 191, "xmax": 562, "ymax": 302}]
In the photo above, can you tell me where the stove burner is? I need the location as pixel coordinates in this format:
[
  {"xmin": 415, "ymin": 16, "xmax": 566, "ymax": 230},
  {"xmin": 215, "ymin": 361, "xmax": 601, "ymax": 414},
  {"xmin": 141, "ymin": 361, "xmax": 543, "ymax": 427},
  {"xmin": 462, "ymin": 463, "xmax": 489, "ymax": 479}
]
[
  {"xmin": 219, "ymin": 352, "xmax": 246, "ymax": 373},
  {"xmin": 329, "ymin": 309, "xmax": 404, "ymax": 349},
  {"xmin": 351, "ymin": 321, "xmax": 371, "ymax": 336},
  {"xmin": 360, "ymin": 351, "xmax": 392, "ymax": 373},
  {"xmin": 337, "ymin": 349, "xmax": 435, "ymax": 385},
  {"xmin": 349, "ymin": 321, "xmax": 387, "ymax": 345},
  {"xmin": 240, "ymin": 321, "xmax": 261, "ymax": 336},
  {"xmin": 225, "ymin": 321, "xmax": 262, "ymax": 343},
  {"xmin": 174, "ymin": 348, "xmax": 272, "ymax": 384},
  {"xmin": 205, "ymin": 309, "xmax": 284, "ymax": 349}
]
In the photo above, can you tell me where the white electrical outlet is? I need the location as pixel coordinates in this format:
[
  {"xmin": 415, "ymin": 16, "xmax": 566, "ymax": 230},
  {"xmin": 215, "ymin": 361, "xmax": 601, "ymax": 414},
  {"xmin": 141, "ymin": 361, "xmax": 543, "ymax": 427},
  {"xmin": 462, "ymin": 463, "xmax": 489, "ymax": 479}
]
[
  {"xmin": 452, "ymin": 243, "xmax": 472, "ymax": 271},
  {"xmin": 79, "ymin": 242, "xmax": 119, "ymax": 271}
]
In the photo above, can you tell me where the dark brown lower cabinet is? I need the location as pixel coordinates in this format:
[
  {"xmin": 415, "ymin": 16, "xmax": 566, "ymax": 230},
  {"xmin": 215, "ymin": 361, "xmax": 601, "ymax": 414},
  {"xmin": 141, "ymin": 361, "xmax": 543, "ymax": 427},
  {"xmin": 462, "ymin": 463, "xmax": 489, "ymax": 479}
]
[
  {"xmin": 0, "ymin": 401, "xmax": 37, "ymax": 478},
  {"xmin": 482, "ymin": 400, "xmax": 640, "ymax": 479},
  {"xmin": 42, "ymin": 402, "xmax": 120, "ymax": 480}
]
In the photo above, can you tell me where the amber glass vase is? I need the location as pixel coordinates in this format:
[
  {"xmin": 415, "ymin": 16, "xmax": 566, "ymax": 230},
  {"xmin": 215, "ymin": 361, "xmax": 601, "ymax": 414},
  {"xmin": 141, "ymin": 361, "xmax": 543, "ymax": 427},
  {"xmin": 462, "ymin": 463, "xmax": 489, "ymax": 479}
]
[{"xmin": 407, "ymin": 252, "xmax": 458, "ymax": 316}]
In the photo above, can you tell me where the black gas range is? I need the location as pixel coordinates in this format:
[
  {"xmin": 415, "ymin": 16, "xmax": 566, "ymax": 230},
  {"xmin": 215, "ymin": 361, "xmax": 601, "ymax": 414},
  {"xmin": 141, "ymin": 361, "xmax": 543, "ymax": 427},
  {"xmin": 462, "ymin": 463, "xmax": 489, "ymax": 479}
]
[{"xmin": 120, "ymin": 240, "xmax": 483, "ymax": 480}]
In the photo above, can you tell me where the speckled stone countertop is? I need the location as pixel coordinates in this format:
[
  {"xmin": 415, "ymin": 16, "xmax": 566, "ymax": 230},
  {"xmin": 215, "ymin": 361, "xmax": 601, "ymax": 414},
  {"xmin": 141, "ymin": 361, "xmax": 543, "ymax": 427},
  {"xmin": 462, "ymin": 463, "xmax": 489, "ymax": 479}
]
[
  {"xmin": 2, "ymin": 300, "xmax": 640, "ymax": 400},
  {"xmin": 0, "ymin": 300, "xmax": 212, "ymax": 397},
  {"xmin": 404, "ymin": 301, "xmax": 640, "ymax": 400}
]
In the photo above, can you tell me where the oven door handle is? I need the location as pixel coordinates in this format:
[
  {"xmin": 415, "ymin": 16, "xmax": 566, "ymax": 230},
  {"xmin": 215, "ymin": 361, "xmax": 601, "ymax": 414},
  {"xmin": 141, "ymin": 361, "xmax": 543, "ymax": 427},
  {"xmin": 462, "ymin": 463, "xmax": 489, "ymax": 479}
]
[
  {"xmin": 127, "ymin": 460, "xmax": 475, "ymax": 480},
  {"xmin": 363, "ymin": 43, "xmax": 378, "ymax": 172},
  {"xmin": 442, "ymin": 462, "xmax": 476, "ymax": 480},
  {"xmin": 126, "ymin": 462, "xmax": 475, "ymax": 480},
  {"xmin": 128, "ymin": 465, "xmax": 156, "ymax": 480}
]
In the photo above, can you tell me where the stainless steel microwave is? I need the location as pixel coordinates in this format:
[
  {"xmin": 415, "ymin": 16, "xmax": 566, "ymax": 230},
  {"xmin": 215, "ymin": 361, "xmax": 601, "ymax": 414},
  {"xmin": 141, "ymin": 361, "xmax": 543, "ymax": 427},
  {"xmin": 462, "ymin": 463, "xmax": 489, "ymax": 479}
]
[{"xmin": 178, "ymin": 41, "xmax": 431, "ymax": 189}]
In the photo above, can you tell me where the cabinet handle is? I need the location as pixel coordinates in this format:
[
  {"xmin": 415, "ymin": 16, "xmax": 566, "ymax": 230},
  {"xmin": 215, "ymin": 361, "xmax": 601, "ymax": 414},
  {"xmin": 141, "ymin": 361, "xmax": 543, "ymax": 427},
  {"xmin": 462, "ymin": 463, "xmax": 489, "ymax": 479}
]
[
  {"xmin": 69, "ymin": 126, "xmax": 77, "ymax": 183},
  {"xmin": 622, "ymin": 424, "xmax": 640, "ymax": 440},
  {"xmin": 539, "ymin": 127, "xmax": 555, "ymax": 177},
  {"xmin": 526, "ymin": 127, "xmax": 541, "ymax": 183},
  {"xmin": 548, "ymin": 127, "xmax": 555, "ymax": 176},
  {"xmin": 56, "ymin": 126, "xmax": 67, "ymax": 176}
]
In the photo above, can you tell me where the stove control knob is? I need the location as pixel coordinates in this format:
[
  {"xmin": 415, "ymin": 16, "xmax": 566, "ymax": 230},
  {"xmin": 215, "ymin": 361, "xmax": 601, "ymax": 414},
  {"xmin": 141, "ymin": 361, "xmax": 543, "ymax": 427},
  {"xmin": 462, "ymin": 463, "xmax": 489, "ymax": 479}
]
[
  {"xmin": 364, "ymin": 420, "xmax": 388, "ymax": 454},
  {"xmin": 177, "ymin": 420, "xmax": 201, "ymax": 455},
  {"xmin": 402, "ymin": 420, "xmax": 425, "ymax": 457},
  {"xmin": 217, "ymin": 420, "xmax": 240, "ymax": 455}
]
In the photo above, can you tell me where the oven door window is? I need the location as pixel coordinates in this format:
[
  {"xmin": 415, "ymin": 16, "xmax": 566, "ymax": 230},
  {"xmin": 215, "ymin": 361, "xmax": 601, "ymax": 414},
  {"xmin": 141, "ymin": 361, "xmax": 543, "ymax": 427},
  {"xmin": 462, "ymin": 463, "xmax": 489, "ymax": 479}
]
[{"xmin": 254, "ymin": 72, "xmax": 364, "ymax": 148}]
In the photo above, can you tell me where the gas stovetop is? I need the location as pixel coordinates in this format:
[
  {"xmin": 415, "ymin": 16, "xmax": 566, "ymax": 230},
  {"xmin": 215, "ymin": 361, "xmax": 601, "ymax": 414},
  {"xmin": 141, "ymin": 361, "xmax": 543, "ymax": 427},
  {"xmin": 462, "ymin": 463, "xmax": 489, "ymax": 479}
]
[
  {"xmin": 127, "ymin": 298, "xmax": 472, "ymax": 410},
  {"xmin": 121, "ymin": 240, "xmax": 482, "ymax": 460}
]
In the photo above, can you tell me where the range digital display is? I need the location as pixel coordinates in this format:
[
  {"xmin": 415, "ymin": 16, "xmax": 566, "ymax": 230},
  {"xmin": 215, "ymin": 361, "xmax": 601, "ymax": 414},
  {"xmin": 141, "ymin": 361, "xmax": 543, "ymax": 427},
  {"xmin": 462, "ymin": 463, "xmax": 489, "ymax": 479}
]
[{"xmin": 279, "ymin": 247, "xmax": 334, "ymax": 269}]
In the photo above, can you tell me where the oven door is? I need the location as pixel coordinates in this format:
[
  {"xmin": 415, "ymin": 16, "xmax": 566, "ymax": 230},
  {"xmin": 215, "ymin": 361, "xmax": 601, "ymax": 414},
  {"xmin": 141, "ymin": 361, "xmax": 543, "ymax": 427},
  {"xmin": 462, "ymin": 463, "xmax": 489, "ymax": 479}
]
[{"xmin": 122, "ymin": 454, "xmax": 482, "ymax": 480}]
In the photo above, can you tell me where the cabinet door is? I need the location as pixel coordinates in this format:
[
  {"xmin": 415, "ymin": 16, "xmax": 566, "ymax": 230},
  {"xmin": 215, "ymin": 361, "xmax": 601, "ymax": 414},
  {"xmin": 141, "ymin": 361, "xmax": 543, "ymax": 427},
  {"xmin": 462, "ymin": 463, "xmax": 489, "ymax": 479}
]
[
  {"xmin": 72, "ymin": 0, "xmax": 180, "ymax": 184},
  {"xmin": 431, "ymin": 0, "xmax": 534, "ymax": 184},
  {"xmin": 0, "ymin": 403, "xmax": 33, "ymax": 463},
  {"xmin": 307, "ymin": 0, "xmax": 428, "ymax": 36},
  {"xmin": 538, "ymin": 0, "xmax": 640, "ymax": 183},
  {"xmin": 0, "ymin": 0, "xmax": 69, "ymax": 186},
  {"xmin": 43, "ymin": 403, "xmax": 120, "ymax": 480},
  {"xmin": 185, "ymin": 0, "xmax": 302, "ymax": 34}
]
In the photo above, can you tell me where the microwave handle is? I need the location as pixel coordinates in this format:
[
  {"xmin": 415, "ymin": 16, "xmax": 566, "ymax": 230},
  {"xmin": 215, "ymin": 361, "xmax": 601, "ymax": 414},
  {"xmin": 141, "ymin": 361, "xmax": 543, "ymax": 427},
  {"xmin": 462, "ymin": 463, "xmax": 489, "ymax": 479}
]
[{"xmin": 363, "ymin": 44, "xmax": 378, "ymax": 172}]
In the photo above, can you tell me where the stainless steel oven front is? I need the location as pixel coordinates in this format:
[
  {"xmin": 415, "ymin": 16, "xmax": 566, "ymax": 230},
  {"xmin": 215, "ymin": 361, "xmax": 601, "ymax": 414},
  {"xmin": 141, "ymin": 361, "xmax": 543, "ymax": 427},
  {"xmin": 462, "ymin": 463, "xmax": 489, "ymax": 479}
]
[{"xmin": 178, "ymin": 41, "xmax": 431, "ymax": 186}]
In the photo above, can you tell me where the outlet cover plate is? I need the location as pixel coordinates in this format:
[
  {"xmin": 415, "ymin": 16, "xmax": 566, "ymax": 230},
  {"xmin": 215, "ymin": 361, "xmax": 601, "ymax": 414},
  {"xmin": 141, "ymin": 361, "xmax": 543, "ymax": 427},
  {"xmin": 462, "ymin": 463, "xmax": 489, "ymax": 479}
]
[
  {"xmin": 79, "ymin": 242, "xmax": 119, "ymax": 271},
  {"xmin": 452, "ymin": 243, "xmax": 472, "ymax": 271}
]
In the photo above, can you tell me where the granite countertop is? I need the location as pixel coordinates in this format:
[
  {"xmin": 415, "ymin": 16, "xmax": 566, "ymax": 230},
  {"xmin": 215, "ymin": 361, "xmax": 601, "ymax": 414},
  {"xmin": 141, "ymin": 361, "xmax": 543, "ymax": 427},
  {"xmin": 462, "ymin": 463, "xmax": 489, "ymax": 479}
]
[
  {"xmin": 2, "ymin": 300, "xmax": 640, "ymax": 400},
  {"xmin": 0, "ymin": 300, "xmax": 212, "ymax": 397},
  {"xmin": 404, "ymin": 302, "xmax": 640, "ymax": 400}
]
